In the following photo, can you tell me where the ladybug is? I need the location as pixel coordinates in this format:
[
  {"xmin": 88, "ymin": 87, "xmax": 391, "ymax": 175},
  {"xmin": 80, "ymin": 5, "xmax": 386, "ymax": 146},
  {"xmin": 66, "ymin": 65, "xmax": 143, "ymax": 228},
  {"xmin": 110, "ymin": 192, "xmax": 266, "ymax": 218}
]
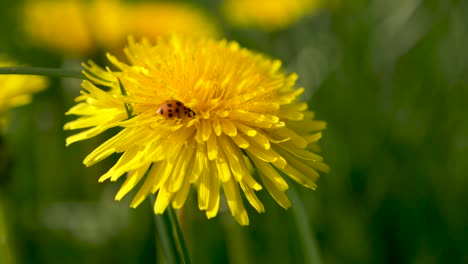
[{"xmin": 156, "ymin": 100, "xmax": 196, "ymax": 119}]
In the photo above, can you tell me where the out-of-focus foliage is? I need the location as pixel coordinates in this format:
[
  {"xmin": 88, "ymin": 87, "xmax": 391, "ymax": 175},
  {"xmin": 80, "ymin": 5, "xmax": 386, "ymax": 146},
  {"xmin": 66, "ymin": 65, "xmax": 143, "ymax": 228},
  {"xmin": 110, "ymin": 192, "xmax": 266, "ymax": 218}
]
[{"xmin": 0, "ymin": 0, "xmax": 467, "ymax": 263}]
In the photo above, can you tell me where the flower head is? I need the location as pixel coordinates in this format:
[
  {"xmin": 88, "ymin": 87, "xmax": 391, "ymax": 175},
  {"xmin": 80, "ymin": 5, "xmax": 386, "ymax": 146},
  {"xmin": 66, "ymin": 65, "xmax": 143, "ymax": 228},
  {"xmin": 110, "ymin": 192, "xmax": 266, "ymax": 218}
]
[
  {"xmin": 21, "ymin": 0, "xmax": 218, "ymax": 55},
  {"xmin": 0, "ymin": 58, "xmax": 48, "ymax": 130},
  {"xmin": 22, "ymin": 0, "xmax": 94, "ymax": 55},
  {"xmin": 126, "ymin": 2, "xmax": 219, "ymax": 40},
  {"xmin": 223, "ymin": 0, "xmax": 321, "ymax": 31},
  {"xmin": 64, "ymin": 35, "xmax": 328, "ymax": 225}
]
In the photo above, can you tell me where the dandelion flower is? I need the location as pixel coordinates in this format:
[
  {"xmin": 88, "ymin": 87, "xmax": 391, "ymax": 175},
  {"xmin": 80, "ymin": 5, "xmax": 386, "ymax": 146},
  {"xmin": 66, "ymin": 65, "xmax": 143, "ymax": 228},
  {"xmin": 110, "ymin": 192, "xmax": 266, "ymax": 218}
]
[
  {"xmin": 21, "ymin": 0, "xmax": 218, "ymax": 56},
  {"xmin": 89, "ymin": 0, "xmax": 219, "ymax": 51},
  {"xmin": 22, "ymin": 0, "xmax": 94, "ymax": 55},
  {"xmin": 223, "ymin": 0, "xmax": 321, "ymax": 31},
  {"xmin": 0, "ymin": 59, "xmax": 48, "ymax": 129},
  {"xmin": 126, "ymin": 2, "xmax": 219, "ymax": 40},
  {"xmin": 64, "ymin": 35, "xmax": 329, "ymax": 225},
  {"xmin": 88, "ymin": 0, "xmax": 129, "ymax": 50}
]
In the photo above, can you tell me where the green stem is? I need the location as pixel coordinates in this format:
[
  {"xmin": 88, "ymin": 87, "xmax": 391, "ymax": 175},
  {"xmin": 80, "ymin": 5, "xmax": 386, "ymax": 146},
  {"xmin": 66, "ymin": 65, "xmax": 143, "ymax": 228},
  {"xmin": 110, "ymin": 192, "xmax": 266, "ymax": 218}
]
[
  {"xmin": 167, "ymin": 206, "xmax": 191, "ymax": 264},
  {"xmin": 0, "ymin": 67, "xmax": 84, "ymax": 79},
  {"xmin": 150, "ymin": 195, "xmax": 191, "ymax": 264},
  {"xmin": 289, "ymin": 187, "xmax": 322, "ymax": 264}
]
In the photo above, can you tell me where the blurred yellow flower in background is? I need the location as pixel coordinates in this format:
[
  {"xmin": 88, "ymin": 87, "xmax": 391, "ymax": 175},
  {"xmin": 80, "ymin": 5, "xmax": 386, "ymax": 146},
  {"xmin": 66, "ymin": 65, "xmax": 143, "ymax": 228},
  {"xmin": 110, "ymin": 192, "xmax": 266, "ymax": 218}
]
[
  {"xmin": 64, "ymin": 35, "xmax": 328, "ymax": 225},
  {"xmin": 223, "ymin": 0, "xmax": 321, "ymax": 31},
  {"xmin": 21, "ymin": 0, "xmax": 218, "ymax": 56},
  {"xmin": 0, "ymin": 59, "xmax": 48, "ymax": 129},
  {"xmin": 127, "ymin": 2, "xmax": 219, "ymax": 41},
  {"xmin": 87, "ymin": 0, "xmax": 128, "ymax": 51},
  {"xmin": 22, "ymin": 0, "xmax": 93, "ymax": 55}
]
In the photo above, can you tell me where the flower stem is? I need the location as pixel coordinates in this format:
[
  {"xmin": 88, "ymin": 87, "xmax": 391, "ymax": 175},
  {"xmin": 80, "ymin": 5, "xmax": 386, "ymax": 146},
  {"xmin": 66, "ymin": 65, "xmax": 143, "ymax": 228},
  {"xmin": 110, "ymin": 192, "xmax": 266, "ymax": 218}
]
[
  {"xmin": 289, "ymin": 187, "xmax": 322, "ymax": 264},
  {"xmin": 154, "ymin": 208, "xmax": 179, "ymax": 264},
  {"xmin": 0, "ymin": 67, "xmax": 84, "ymax": 79},
  {"xmin": 167, "ymin": 207, "xmax": 191, "ymax": 264},
  {"xmin": 150, "ymin": 195, "xmax": 191, "ymax": 264}
]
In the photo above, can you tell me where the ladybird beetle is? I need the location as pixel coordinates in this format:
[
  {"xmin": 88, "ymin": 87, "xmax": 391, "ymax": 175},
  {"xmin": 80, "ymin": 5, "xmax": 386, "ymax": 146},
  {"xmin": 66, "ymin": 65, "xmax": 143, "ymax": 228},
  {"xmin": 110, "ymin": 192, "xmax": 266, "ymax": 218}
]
[{"xmin": 157, "ymin": 100, "xmax": 196, "ymax": 119}]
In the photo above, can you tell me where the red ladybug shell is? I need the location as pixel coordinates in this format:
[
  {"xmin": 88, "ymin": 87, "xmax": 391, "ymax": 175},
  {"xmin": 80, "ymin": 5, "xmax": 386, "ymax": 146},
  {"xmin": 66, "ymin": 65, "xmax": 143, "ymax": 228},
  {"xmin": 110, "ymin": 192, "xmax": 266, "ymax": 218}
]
[{"xmin": 157, "ymin": 100, "xmax": 196, "ymax": 119}]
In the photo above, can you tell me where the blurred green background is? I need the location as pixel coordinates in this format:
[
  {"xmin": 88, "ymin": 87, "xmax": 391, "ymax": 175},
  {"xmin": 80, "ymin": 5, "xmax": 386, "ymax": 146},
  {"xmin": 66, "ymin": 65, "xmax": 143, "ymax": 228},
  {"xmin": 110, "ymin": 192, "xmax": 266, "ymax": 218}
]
[{"xmin": 1, "ymin": 0, "xmax": 467, "ymax": 263}]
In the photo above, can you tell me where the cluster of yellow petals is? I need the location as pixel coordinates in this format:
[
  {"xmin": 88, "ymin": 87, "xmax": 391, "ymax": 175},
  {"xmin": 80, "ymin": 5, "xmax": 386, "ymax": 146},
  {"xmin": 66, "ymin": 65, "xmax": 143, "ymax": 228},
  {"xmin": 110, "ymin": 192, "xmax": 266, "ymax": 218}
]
[
  {"xmin": 21, "ymin": 0, "xmax": 218, "ymax": 55},
  {"xmin": 223, "ymin": 0, "xmax": 321, "ymax": 31},
  {"xmin": 64, "ymin": 35, "xmax": 328, "ymax": 225},
  {"xmin": 0, "ymin": 58, "xmax": 48, "ymax": 129}
]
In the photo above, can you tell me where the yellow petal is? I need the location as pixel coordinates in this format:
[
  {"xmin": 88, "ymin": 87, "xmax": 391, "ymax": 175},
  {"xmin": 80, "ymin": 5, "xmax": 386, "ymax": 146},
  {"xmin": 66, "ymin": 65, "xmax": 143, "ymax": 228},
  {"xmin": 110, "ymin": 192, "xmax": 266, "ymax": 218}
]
[
  {"xmin": 249, "ymin": 155, "xmax": 288, "ymax": 192},
  {"xmin": 115, "ymin": 163, "xmax": 151, "ymax": 200},
  {"xmin": 220, "ymin": 119, "xmax": 237, "ymax": 136},
  {"xmin": 207, "ymin": 132, "xmax": 218, "ymax": 160},
  {"xmin": 214, "ymin": 148, "xmax": 231, "ymax": 183},
  {"xmin": 190, "ymin": 143, "xmax": 206, "ymax": 183},
  {"xmin": 251, "ymin": 132, "xmax": 270, "ymax": 149},
  {"xmin": 201, "ymin": 119, "xmax": 212, "ymax": 141},
  {"xmin": 171, "ymin": 176, "xmax": 192, "ymax": 209},
  {"xmin": 239, "ymin": 181, "xmax": 264, "ymax": 213},
  {"xmin": 259, "ymin": 173, "xmax": 291, "ymax": 209},
  {"xmin": 130, "ymin": 161, "xmax": 164, "ymax": 208},
  {"xmin": 231, "ymin": 134, "xmax": 249, "ymax": 149},
  {"xmin": 222, "ymin": 178, "xmax": 249, "ymax": 225},
  {"xmin": 245, "ymin": 143, "xmax": 279, "ymax": 163},
  {"xmin": 154, "ymin": 187, "xmax": 174, "ymax": 214},
  {"xmin": 206, "ymin": 161, "xmax": 220, "ymax": 218},
  {"xmin": 212, "ymin": 118, "xmax": 222, "ymax": 136},
  {"xmin": 237, "ymin": 122, "xmax": 257, "ymax": 137},
  {"xmin": 197, "ymin": 157, "xmax": 210, "ymax": 210},
  {"xmin": 168, "ymin": 146, "xmax": 194, "ymax": 192}
]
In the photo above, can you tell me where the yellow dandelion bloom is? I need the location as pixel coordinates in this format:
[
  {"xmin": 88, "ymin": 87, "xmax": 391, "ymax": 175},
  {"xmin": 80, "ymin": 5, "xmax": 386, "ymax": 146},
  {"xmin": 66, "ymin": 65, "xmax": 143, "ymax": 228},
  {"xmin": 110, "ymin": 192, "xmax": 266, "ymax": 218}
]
[
  {"xmin": 64, "ymin": 35, "xmax": 329, "ymax": 225},
  {"xmin": 87, "ymin": 0, "xmax": 128, "ymax": 50},
  {"xmin": 223, "ymin": 0, "xmax": 321, "ymax": 31},
  {"xmin": 126, "ymin": 2, "xmax": 219, "ymax": 41},
  {"xmin": 0, "ymin": 59, "xmax": 48, "ymax": 129},
  {"xmin": 21, "ymin": 0, "xmax": 218, "ymax": 55},
  {"xmin": 22, "ymin": 0, "xmax": 94, "ymax": 55}
]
